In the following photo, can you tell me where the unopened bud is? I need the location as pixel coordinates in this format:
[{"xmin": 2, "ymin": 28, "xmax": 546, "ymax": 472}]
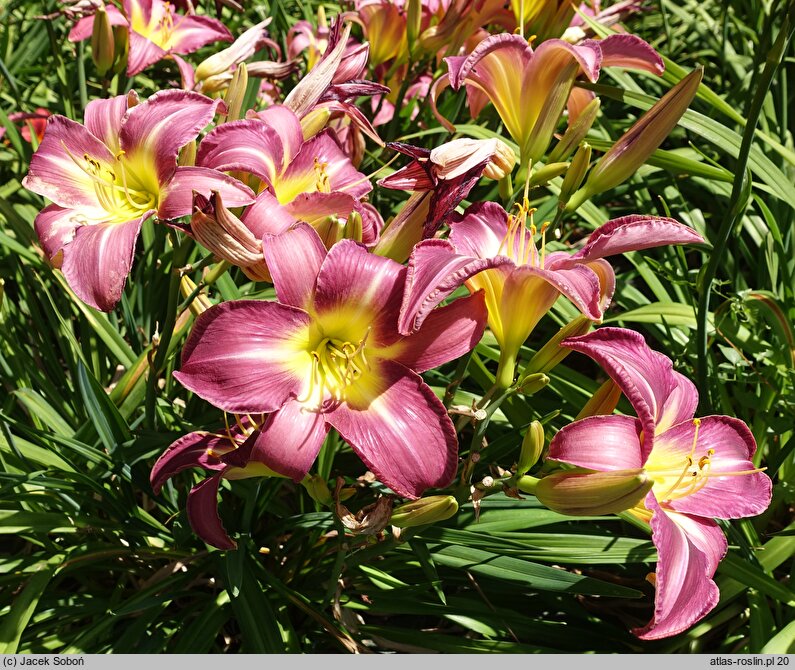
[
  {"xmin": 524, "ymin": 316, "xmax": 592, "ymax": 375},
  {"xmin": 300, "ymin": 107, "xmax": 331, "ymax": 140},
  {"xmin": 406, "ymin": 0, "xmax": 422, "ymax": 55},
  {"xmin": 91, "ymin": 4, "xmax": 115, "ymax": 76},
  {"xmin": 373, "ymin": 191, "xmax": 431, "ymax": 263},
  {"xmin": 535, "ymin": 469, "xmax": 652, "ymax": 516},
  {"xmin": 390, "ymin": 495, "xmax": 458, "ymax": 528},
  {"xmin": 549, "ymin": 97, "xmax": 601, "ymax": 163},
  {"xmin": 223, "ymin": 63, "xmax": 248, "ymax": 122},
  {"xmin": 517, "ymin": 421, "xmax": 544, "ymax": 475},
  {"xmin": 111, "ymin": 25, "xmax": 128, "ymax": 76},
  {"xmin": 567, "ymin": 68, "xmax": 703, "ymax": 212},
  {"xmin": 516, "ymin": 372, "xmax": 549, "ymax": 395},
  {"xmin": 302, "ymin": 474, "xmax": 333, "ymax": 506},
  {"xmin": 179, "ymin": 275, "xmax": 213, "ymax": 316},
  {"xmin": 195, "ymin": 19, "xmax": 272, "ymax": 83},
  {"xmin": 528, "ymin": 161, "xmax": 569, "ymax": 187},
  {"xmin": 178, "ymin": 140, "xmax": 196, "ymax": 167},
  {"xmin": 575, "ymin": 378, "xmax": 622, "ymax": 420},
  {"xmin": 559, "ymin": 142, "xmax": 591, "ymax": 206},
  {"xmin": 343, "ymin": 210, "xmax": 363, "ymax": 242},
  {"xmin": 430, "ymin": 137, "xmax": 516, "ymax": 182}
]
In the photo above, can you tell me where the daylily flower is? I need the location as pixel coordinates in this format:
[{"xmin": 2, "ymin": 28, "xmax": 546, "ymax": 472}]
[
  {"xmin": 69, "ymin": 0, "xmax": 232, "ymax": 76},
  {"xmin": 374, "ymin": 138, "xmax": 516, "ymax": 261},
  {"xmin": 399, "ymin": 202, "xmax": 704, "ymax": 388},
  {"xmin": 547, "ymin": 328, "xmax": 772, "ymax": 639},
  {"xmin": 23, "ymin": 90, "xmax": 254, "ymax": 310},
  {"xmin": 197, "ymin": 105, "xmax": 382, "ymax": 245},
  {"xmin": 433, "ymin": 32, "xmax": 663, "ymax": 165},
  {"xmin": 0, "ymin": 107, "xmax": 51, "ymax": 144},
  {"xmin": 173, "ymin": 223, "xmax": 488, "ymax": 499},
  {"xmin": 151, "ymin": 420, "xmax": 283, "ymax": 550}
]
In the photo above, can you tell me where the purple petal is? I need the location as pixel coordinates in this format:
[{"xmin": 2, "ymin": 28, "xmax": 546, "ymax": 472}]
[
  {"xmin": 68, "ymin": 5, "xmax": 128, "ymax": 42},
  {"xmin": 187, "ymin": 475, "xmax": 237, "ymax": 550},
  {"xmin": 634, "ymin": 496, "xmax": 724, "ymax": 640},
  {"xmin": 652, "ymin": 416, "xmax": 772, "ymax": 518},
  {"xmin": 262, "ymin": 223, "xmax": 326, "ymax": 309},
  {"xmin": 150, "ymin": 431, "xmax": 229, "ymax": 494},
  {"xmin": 528, "ymin": 39, "xmax": 602, "ymax": 85},
  {"xmin": 399, "ymin": 238, "xmax": 511, "ymax": 335},
  {"xmin": 34, "ymin": 204, "xmax": 89, "ymax": 261},
  {"xmin": 280, "ymin": 130, "xmax": 371, "ymax": 199},
  {"xmin": 283, "ymin": 191, "xmax": 358, "ymax": 228},
  {"xmin": 449, "ymin": 201, "xmax": 513, "ymax": 260},
  {"xmin": 127, "ymin": 31, "xmax": 169, "ymax": 76},
  {"xmin": 167, "ymin": 14, "xmax": 233, "ymax": 54},
  {"xmin": 158, "ymin": 166, "xmax": 255, "ymax": 220},
  {"xmin": 548, "ymin": 414, "xmax": 644, "ymax": 471},
  {"xmin": 565, "ymin": 215, "xmax": 705, "ymax": 265},
  {"xmin": 120, "ymin": 89, "xmax": 223, "ymax": 183},
  {"xmin": 325, "ymin": 361, "xmax": 458, "ymax": 499},
  {"xmin": 197, "ymin": 118, "xmax": 284, "ymax": 184},
  {"xmin": 592, "ymin": 34, "xmax": 664, "ymax": 75},
  {"xmin": 393, "ymin": 290, "xmax": 488, "ymax": 373},
  {"xmin": 562, "ymin": 328, "xmax": 699, "ymax": 451},
  {"xmin": 240, "ymin": 190, "xmax": 298, "ymax": 238},
  {"xmin": 446, "ymin": 33, "xmax": 531, "ymax": 90},
  {"xmin": 23, "ymin": 115, "xmax": 115, "ymax": 209},
  {"xmin": 313, "ymin": 239, "xmax": 405, "ymax": 345},
  {"xmin": 174, "ymin": 300, "xmax": 312, "ymax": 414},
  {"xmin": 248, "ymin": 105, "xmax": 304, "ymax": 166},
  {"xmin": 84, "ymin": 93, "xmax": 133, "ymax": 153},
  {"xmin": 249, "ymin": 400, "xmax": 328, "ymax": 481},
  {"xmin": 61, "ymin": 217, "xmax": 146, "ymax": 311}
]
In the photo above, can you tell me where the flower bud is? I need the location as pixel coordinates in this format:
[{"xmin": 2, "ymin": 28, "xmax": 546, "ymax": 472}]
[
  {"xmin": 528, "ymin": 161, "xmax": 569, "ymax": 187},
  {"xmin": 516, "ymin": 372, "xmax": 549, "ymax": 395},
  {"xmin": 524, "ymin": 316, "xmax": 592, "ymax": 375},
  {"xmin": 566, "ymin": 68, "xmax": 703, "ymax": 212},
  {"xmin": 558, "ymin": 142, "xmax": 591, "ymax": 206},
  {"xmin": 548, "ymin": 97, "xmax": 601, "ymax": 163},
  {"xmin": 406, "ymin": 0, "xmax": 422, "ymax": 56},
  {"xmin": 373, "ymin": 191, "xmax": 431, "ymax": 263},
  {"xmin": 575, "ymin": 378, "xmax": 622, "ymax": 420},
  {"xmin": 111, "ymin": 25, "xmax": 128, "ymax": 77},
  {"xmin": 300, "ymin": 106, "xmax": 332, "ymax": 140},
  {"xmin": 91, "ymin": 4, "xmax": 115, "ymax": 76},
  {"xmin": 179, "ymin": 275, "xmax": 213, "ymax": 317},
  {"xmin": 482, "ymin": 139, "xmax": 517, "ymax": 180},
  {"xmin": 430, "ymin": 137, "xmax": 516, "ymax": 182},
  {"xmin": 390, "ymin": 495, "xmax": 458, "ymax": 528},
  {"xmin": 195, "ymin": 19, "xmax": 272, "ymax": 83},
  {"xmin": 223, "ymin": 63, "xmax": 248, "ymax": 122},
  {"xmin": 178, "ymin": 139, "xmax": 196, "ymax": 167},
  {"xmin": 517, "ymin": 421, "xmax": 544, "ymax": 475},
  {"xmin": 302, "ymin": 474, "xmax": 333, "ymax": 506},
  {"xmin": 343, "ymin": 210, "xmax": 363, "ymax": 242},
  {"xmin": 535, "ymin": 469, "xmax": 652, "ymax": 516}
]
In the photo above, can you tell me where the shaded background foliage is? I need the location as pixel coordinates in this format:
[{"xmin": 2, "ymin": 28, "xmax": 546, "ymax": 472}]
[{"xmin": 0, "ymin": 0, "xmax": 794, "ymax": 654}]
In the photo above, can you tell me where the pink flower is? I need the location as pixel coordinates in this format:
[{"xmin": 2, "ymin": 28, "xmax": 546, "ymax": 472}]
[
  {"xmin": 69, "ymin": 0, "xmax": 232, "ymax": 76},
  {"xmin": 434, "ymin": 32, "xmax": 663, "ymax": 164},
  {"xmin": 0, "ymin": 108, "xmax": 52, "ymax": 143},
  {"xmin": 399, "ymin": 202, "xmax": 703, "ymax": 387},
  {"xmin": 23, "ymin": 90, "xmax": 254, "ymax": 310},
  {"xmin": 547, "ymin": 328, "xmax": 772, "ymax": 639},
  {"xmin": 172, "ymin": 223, "xmax": 488, "ymax": 512},
  {"xmin": 196, "ymin": 105, "xmax": 382, "ymax": 245}
]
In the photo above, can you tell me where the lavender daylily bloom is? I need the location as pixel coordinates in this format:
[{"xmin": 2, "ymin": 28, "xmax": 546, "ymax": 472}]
[
  {"xmin": 69, "ymin": 0, "xmax": 233, "ymax": 76},
  {"xmin": 399, "ymin": 201, "xmax": 704, "ymax": 388},
  {"xmin": 547, "ymin": 328, "xmax": 772, "ymax": 639},
  {"xmin": 23, "ymin": 90, "xmax": 255, "ymax": 311},
  {"xmin": 172, "ymin": 223, "xmax": 488, "ymax": 501}
]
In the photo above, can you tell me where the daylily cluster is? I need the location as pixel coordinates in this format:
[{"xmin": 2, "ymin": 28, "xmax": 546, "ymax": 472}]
[{"xmin": 16, "ymin": 0, "xmax": 774, "ymax": 643}]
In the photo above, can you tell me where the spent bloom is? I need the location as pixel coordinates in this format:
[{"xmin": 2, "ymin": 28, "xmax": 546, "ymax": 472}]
[
  {"xmin": 23, "ymin": 90, "xmax": 254, "ymax": 310},
  {"xmin": 173, "ymin": 223, "xmax": 487, "ymax": 503},
  {"xmin": 547, "ymin": 328, "xmax": 772, "ymax": 639}
]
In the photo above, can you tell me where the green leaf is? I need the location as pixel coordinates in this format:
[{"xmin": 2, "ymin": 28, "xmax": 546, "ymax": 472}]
[{"xmin": 0, "ymin": 561, "xmax": 57, "ymax": 654}]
